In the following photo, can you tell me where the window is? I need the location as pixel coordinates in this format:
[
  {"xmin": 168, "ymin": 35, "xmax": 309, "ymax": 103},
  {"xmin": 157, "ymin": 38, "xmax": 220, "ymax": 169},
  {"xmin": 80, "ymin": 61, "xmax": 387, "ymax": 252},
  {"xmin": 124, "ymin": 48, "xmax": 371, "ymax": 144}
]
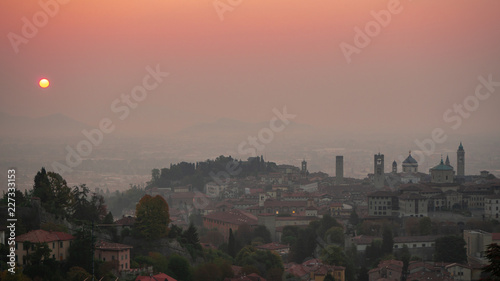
[
  {"xmin": 53, "ymin": 242, "xmax": 55, "ymax": 249},
  {"xmin": 126, "ymin": 263, "xmax": 128, "ymax": 269},
  {"xmin": 413, "ymin": 244, "xmax": 417, "ymax": 248},
  {"xmin": 112, "ymin": 255, "xmax": 115, "ymax": 260},
  {"xmin": 394, "ymin": 245, "xmax": 398, "ymax": 248},
  {"xmin": 422, "ymin": 244, "xmax": 425, "ymax": 247},
  {"xmin": 60, "ymin": 241, "xmax": 63, "ymax": 248}
]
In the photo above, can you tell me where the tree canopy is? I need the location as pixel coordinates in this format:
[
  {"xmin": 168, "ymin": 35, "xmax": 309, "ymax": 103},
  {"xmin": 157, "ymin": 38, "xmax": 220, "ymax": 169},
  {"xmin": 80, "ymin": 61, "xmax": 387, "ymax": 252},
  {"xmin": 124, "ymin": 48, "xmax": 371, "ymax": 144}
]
[
  {"xmin": 434, "ymin": 236, "xmax": 467, "ymax": 263},
  {"xmin": 134, "ymin": 194, "xmax": 171, "ymax": 240}
]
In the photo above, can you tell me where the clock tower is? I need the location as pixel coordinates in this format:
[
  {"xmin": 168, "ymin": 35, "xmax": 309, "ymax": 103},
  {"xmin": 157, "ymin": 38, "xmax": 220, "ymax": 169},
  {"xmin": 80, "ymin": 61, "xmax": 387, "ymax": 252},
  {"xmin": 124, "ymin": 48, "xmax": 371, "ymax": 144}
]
[{"xmin": 457, "ymin": 142, "xmax": 465, "ymax": 177}]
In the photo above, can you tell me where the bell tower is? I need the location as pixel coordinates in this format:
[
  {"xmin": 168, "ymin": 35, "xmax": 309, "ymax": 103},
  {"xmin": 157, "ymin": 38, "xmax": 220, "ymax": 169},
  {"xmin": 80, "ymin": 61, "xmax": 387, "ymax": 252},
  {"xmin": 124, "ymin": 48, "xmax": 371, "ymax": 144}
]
[
  {"xmin": 374, "ymin": 153, "xmax": 385, "ymax": 189},
  {"xmin": 457, "ymin": 142, "xmax": 465, "ymax": 177}
]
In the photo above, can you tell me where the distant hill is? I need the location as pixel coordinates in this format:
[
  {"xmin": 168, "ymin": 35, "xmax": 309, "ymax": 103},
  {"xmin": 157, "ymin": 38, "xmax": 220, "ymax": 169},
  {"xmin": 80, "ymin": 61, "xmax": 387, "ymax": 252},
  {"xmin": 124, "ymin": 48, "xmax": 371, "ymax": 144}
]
[
  {"xmin": 0, "ymin": 112, "xmax": 90, "ymax": 137},
  {"xmin": 177, "ymin": 117, "xmax": 315, "ymax": 137}
]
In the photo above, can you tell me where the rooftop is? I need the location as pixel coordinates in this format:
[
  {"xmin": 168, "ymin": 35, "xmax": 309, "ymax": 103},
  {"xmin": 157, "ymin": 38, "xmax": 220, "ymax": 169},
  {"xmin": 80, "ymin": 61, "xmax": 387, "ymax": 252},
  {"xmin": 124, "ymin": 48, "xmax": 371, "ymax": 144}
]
[
  {"xmin": 95, "ymin": 240, "xmax": 133, "ymax": 251},
  {"xmin": 16, "ymin": 229, "xmax": 74, "ymax": 243}
]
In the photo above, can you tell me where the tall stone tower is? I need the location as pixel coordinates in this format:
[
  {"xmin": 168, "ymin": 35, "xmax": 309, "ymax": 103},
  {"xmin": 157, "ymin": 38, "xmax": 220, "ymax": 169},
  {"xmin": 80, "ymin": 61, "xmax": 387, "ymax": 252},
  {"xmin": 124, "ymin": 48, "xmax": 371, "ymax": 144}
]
[
  {"xmin": 374, "ymin": 153, "xmax": 385, "ymax": 189},
  {"xmin": 392, "ymin": 160, "xmax": 397, "ymax": 173},
  {"xmin": 457, "ymin": 142, "xmax": 465, "ymax": 177},
  {"xmin": 301, "ymin": 159, "xmax": 308, "ymax": 175},
  {"xmin": 336, "ymin": 156, "xmax": 344, "ymax": 184}
]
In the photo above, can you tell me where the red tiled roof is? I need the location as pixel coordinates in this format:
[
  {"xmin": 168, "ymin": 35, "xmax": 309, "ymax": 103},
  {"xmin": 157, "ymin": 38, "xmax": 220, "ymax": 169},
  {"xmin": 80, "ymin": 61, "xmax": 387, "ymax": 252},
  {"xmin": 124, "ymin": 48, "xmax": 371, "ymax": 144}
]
[
  {"xmin": 256, "ymin": 243, "xmax": 290, "ymax": 251},
  {"xmin": 136, "ymin": 272, "xmax": 177, "ymax": 281},
  {"xmin": 115, "ymin": 216, "xmax": 136, "ymax": 226},
  {"xmin": 264, "ymin": 199, "xmax": 307, "ymax": 208},
  {"xmin": 204, "ymin": 209, "xmax": 258, "ymax": 226},
  {"xmin": 16, "ymin": 229, "xmax": 74, "ymax": 243},
  {"xmin": 95, "ymin": 240, "xmax": 133, "ymax": 251}
]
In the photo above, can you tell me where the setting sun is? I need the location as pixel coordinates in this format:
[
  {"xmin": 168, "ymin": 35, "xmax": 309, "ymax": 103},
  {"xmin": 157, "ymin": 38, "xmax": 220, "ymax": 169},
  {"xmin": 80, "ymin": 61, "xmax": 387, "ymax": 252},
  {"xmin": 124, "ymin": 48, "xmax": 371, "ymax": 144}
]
[{"xmin": 39, "ymin": 78, "xmax": 50, "ymax": 88}]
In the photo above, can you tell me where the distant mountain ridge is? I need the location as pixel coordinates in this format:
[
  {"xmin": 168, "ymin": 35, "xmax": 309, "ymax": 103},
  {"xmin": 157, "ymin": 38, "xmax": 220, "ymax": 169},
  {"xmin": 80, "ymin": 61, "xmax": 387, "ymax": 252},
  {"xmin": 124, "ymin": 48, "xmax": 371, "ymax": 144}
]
[{"xmin": 0, "ymin": 112, "xmax": 90, "ymax": 137}]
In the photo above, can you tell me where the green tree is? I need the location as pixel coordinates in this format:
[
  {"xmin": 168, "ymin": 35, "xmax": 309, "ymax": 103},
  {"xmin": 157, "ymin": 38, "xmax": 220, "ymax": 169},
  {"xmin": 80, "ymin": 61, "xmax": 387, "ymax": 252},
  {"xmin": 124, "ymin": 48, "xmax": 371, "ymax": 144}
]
[
  {"xmin": 365, "ymin": 240, "xmax": 382, "ymax": 267},
  {"xmin": 320, "ymin": 245, "xmax": 346, "ymax": 266},
  {"xmin": 349, "ymin": 208, "xmax": 360, "ymax": 226},
  {"xmin": 193, "ymin": 263, "xmax": 220, "ymax": 281},
  {"xmin": 103, "ymin": 211, "xmax": 114, "ymax": 224},
  {"xmin": 182, "ymin": 223, "xmax": 201, "ymax": 245},
  {"xmin": 291, "ymin": 227, "xmax": 316, "ymax": 263},
  {"xmin": 325, "ymin": 226, "xmax": 344, "ymax": 246},
  {"xmin": 134, "ymin": 195, "xmax": 171, "ymax": 240},
  {"xmin": 382, "ymin": 226, "xmax": 393, "ymax": 255},
  {"xmin": 419, "ymin": 217, "xmax": 432, "ymax": 235},
  {"xmin": 67, "ymin": 227, "xmax": 94, "ymax": 273},
  {"xmin": 167, "ymin": 254, "xmax": 192, "ymax": 281},
  {"xmin": 400, "ymin": 244, "xmax": 411, "ymax": 274},
  {"xmin": 228, "ymin": 228, "xmax": 236, "ymax": 258},
  {"xmin": 67, "ymin": 266, "xmax": 92, "ymax": 281},
  {"xmin": 235, "ymin": 246, "xmax": 284, "ymax": 278},
  {"xmin": 32, "ymin": 168, "xmax": 72, "ymax": 218},
  {"xmin": 253, "ymin": 225, "xmax": 272, "ymax": 244},
  {"xmin": 434, "ymin": 236, "xmax": 467, "ymax": 263},
  {"xmin": 482, "ymin": 243, "xmax": 500, "ymax": 280}
]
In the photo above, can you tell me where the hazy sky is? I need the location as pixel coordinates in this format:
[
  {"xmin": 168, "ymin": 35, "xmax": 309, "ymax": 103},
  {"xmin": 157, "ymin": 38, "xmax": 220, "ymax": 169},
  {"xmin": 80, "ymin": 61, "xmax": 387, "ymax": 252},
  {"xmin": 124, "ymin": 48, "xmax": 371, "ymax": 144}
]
[{"xmin": 1, "ymin": 0, "xmax": 500, "ymax": 135}]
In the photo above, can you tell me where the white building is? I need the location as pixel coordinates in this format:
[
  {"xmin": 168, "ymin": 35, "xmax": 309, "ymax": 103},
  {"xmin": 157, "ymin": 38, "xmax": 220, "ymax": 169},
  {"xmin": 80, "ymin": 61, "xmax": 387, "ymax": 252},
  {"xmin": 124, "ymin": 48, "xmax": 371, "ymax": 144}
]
[{"xmin": 484, "ymin": 194, "xmax": 500, "ymax": 219}]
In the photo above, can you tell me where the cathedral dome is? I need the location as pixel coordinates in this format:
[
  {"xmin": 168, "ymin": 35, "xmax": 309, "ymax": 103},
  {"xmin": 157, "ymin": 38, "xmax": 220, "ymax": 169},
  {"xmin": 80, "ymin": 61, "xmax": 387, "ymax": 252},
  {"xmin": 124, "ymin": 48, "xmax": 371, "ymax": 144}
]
[{"xmin": 403, "ymin": 154, "xmax": 418, "ymax": 164}]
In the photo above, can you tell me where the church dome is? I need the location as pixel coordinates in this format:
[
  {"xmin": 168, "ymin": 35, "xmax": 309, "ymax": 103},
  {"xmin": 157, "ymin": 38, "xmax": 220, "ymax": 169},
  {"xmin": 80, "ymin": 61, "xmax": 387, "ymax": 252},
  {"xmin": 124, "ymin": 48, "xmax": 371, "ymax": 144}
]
[
  {"xmin": 431, "ymin": 159, "xmax": 453, "ymax": 171},
  {"xmin": 403, "ymin": 154, "xmax": 418, "ymax": 164}
]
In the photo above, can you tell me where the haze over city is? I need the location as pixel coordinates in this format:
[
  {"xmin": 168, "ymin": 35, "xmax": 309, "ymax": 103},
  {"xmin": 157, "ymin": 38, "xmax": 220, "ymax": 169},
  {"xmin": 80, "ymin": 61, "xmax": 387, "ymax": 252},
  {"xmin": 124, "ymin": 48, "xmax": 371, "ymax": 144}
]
[{"xmin": 3, "ymin": 1, "xmax": 500, "ymax": 281}]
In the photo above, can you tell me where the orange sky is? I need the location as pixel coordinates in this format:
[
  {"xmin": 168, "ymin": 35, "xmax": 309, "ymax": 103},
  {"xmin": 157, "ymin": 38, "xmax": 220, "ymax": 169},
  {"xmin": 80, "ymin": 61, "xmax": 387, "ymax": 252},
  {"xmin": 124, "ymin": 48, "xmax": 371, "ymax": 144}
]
[{"xmin": 1, "ymin": 0, "xmax": 500, "ymax": 135}]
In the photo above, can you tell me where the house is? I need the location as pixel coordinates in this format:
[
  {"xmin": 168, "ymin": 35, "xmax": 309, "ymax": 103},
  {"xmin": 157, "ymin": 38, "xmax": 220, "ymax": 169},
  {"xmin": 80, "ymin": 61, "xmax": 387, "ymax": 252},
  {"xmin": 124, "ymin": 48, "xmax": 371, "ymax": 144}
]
[
  {"xmin": 115, "ymin": 215, "xmax": 136, "ymax": 233},
  {"xmin": 368, "ymin": 260, "xmax": 403, "ymax": 281},
  {"xmin": 285, "ymin": 259, "xmax": 345, "ymax": 281},
  {"xmin": 444, "ymin": 263, "xmax": 471, "ymax": 281},
  {"xmin": 203, "ymin": 209, "xmax": 258, "ymax": 240},
  {"xmin": 136, "ymin": 272, "xmax": 177, "ymax": 281},
  {"xmin": 398, "ymin": 193, "xmax": 428, "ymax": 217},
  {"xmin": 367, "ymin": 191, "xmax": 398, "ymax": 217},
  {"xmin": 255, "ymin": 243, "xmax": 290, "ymax": 257},
  {"xmin": 224, "ymin": 273, "xmax": 266, "ymax": 281},
  {"xmin": 463, "ymin": 229, "xmax": 500, "ymax": 265},
  {"xmin": 15, "ymin": 229, "xmax": 75, "ymax": 265},
  {"xmin": 95, "ymin": 240, "xmax": 133, "ymax": 271},
  {"xmin": 484, "ymin": 194, "xmax": 500, "ymax": 219}
]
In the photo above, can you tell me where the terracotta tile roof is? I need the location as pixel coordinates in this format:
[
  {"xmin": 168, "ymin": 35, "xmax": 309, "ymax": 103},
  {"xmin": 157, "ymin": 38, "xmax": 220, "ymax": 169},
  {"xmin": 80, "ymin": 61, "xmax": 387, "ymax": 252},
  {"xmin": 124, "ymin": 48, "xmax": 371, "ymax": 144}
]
[
  {"xmin": 136, "ymin": 272, "xmax": 177, "ymax": 281},
  {"xmin": 16, "ymin": 229, "xmax": 74, "ymax": 243},
  {"xmin": 368, "ymin": 191, "xmax": 397, "ymax": 197},
  {"xmin": 256, "ymin": 243, "xmax": 290, "ymax": 251},
  {"xmin": 204, "ymin": 209, "xmax": 258, "ymax": 226},
  {"xmin": 115, "ymin": 216, "xmax": 136, "ymax": 226},
  {"xmin": 264, "ymin": 199, "xmax": 307, "ymax": 208},
  {"xmin": 95, "ymin": 240, "xmax": 133, "ymax": 251},
  {"xmin": 169, "ymin": 192, "xmax": 195, "ymax": 200}
]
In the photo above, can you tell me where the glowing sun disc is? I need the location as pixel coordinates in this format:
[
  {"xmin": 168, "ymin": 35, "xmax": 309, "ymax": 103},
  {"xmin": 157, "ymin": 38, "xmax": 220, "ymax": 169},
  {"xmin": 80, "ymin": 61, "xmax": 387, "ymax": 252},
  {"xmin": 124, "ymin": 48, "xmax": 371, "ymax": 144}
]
[{"xmin": 39, "ymin": 78, "xmax": 50, "ymax": 88}]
